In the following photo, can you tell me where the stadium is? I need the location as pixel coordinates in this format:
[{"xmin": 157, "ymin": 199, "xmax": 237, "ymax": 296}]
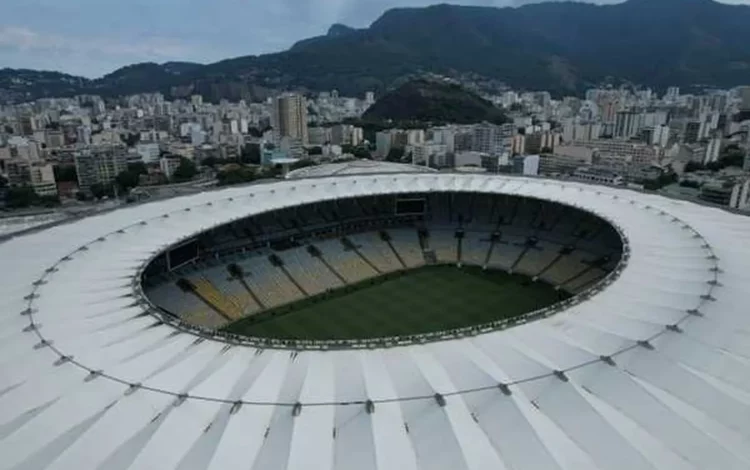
[{"xmin": 1, "ymin": 166, "xmax": 750, "ymax": 470}]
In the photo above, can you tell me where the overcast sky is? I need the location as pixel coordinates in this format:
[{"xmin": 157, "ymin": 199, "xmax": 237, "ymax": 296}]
[{"xmin": 2, "ymin": 0, "xmax": 749, "ymax": 77}]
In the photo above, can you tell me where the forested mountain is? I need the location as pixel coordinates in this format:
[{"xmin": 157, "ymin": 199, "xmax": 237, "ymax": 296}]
[
  {"xmin": 363, "ymin": 80, "xmax": 508, "ymax": 124},
  {"xmin": 2, "ymin": 0, "xmax": 750, "ymax": 103}
]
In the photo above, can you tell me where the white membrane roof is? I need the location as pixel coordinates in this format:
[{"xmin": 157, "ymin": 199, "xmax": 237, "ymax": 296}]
[
  {"xmin": 1, "ymin": 174, "xmax": 750, "ymax": 470},
  {"xmin": 0, "ymin": 212, "xmax": 68, "ymax": 237},
  {"xmin": 285, "ymin": 159, "xmax": 436, "ymax": 179}
]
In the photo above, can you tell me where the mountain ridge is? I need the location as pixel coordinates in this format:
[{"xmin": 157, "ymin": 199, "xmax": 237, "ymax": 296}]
[{"xmin": 2, "ymin": 0, "xmax": 750, "ymax": 103}]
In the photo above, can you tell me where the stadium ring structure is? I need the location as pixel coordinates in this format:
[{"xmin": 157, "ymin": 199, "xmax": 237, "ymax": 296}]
[{"xmin": 1, "ymin": 172, "xmax": 750, "ymax": 470}]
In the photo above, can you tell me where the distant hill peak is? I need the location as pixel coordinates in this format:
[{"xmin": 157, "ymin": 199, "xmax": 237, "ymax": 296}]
[
  {"xmin": 327, "ymin": 24, "xmax": 356, "ymax": 37},
  {"xmin": 363, "ymin": 79, "xmax": 507, "ymax": 125},
  {"xmin": 623, "ymin": 0, "xmax": 714, "ymax": 4}
]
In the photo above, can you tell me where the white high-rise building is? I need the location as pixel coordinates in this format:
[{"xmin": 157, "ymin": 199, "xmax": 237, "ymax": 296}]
[
  {"xmin": 562, "ymin": 119, "xmax": 602, "ymax": 143},
  {"xmin": 74, "ymin": 145, "xmax": 128, "ymax": 191},
  {"xmin": 698, "ymin": 112, "xmax": 720, "ymax": 141},
  {"xmin": 4, "ymin": 160, "xmax": 57, "ymax": 197},
  {"xmin": 472, "ymin": 123, "xmax": 513, "ymax": 155},
  {"xmin": 737, "ymin": 86, "xmax": 750, "ymax": 111},
  {"xmin": 704, "ymin": 137, "xmax": 722, "ymax": 165},
  {"xmin": 191, "ymin": 128, "xmax": 206, "ymax": 146},
  {"xmin": 279, "ymin": 136, "xmax": 305, "ymax": 159},
  {"xmin": 642, "ymin": 111, "xmax": 669, "ymax": 128},
  {"xmin": 351, "ymin": 127, "xmax": 364, "ymax": 147},
  {"xmin": 77, "ymin": 126, "xmax": 92, "ymax": 145},
  {"xmin": 308, "ymin": 127, "xmax": 332, "ymax": 146},
  {"xmin": 429, "ymin": 127, "xmax": 457, "ymax": 153},
  {"xmin": 514, "ymin": 117, "xmax": 533, "ymax": 128},
  {"xmin": 665, "ymin": 87, "xmax": 680, "ymax": 102},
  {"xmin": 376, "ymin": 132, "xmax": 394, "ymax": 158},
  {"xmin": 523, "ymin": 154, "xmax": 540, "ymax": 176},
  {"xmin": 136, "ymin": 142, "xmax": 161, "ymax": 164},
  {"xmin": 273, "ymin": 94, "xmax": 308, "ymax": 145},
  {"xmin": 501, "ymin": 91, "xmax": 518, "ymax": 108},
  {"xmin": 614, "ymin": 111, "xmax": 643, "ymax": 139},
  {"xmin": 409, "ymin": 143, "xmax": 447, "ymax": 166},
  {"xmin": 160, "ymin": 156, "xmax": 181, "ymax": 180},
  {"xmin": 406, "ymin": 129, "xmax": 425, "ymax": 146},
  {"xmin": 7, "ymin": 136, "xmax": 40, "ymax": 162},
  {"xmin": 29, "ymin": 163, "xmax": 58, "ymax": 197},
  {"xmin": 651, "ymin": 124, "xmax": 671, "ymax": 148},
  {"xmin": 330, "ymin": 124, "xmax": 364, "ymax": 146}
]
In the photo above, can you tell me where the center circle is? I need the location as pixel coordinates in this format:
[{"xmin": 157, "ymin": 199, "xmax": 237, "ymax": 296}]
[{"xmin": 141, "ymin": 191, "xmax": 624, "ymax": 344}]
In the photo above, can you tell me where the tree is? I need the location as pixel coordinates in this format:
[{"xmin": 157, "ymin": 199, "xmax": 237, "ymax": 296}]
[
  {"xmin": 201, "ymin": 156, "xmax": 219, "ymax": 168},
  {"xmin": 341, "ymin": 144, "xmax": 371, "ymax": 159},
  {"xmin": 718, "ymin": 146, "xmax": 745, "ymax": 168},
  {"xmin": 540, "ymin": 146, "xmax": 553, "ymax": 154},
  {"xmin": 3, "ymin": 125, "xmax": 14, "ymax": 134},
  {"xmin": 353, "ymin": 147, "xmax": 371, "ymax": 159},
  {"xmin": 217, "ymin": 166, "xmax": 256, "ymax": 186},
  {"xmin": 265, "ymin": 165, "xmax": 283, "ymax": 178},
  {"xmin": 385, "ymin": 147, "xmax": 405, "ymax": 162},
  {"xmin": 308, "ymin": 146, "xmax": 323, "ymax": 156},
  {"xmin": 3, "ymin": 185, "xmax": 59, "ymax": 208},
  {"xmin": 120, "ymin": 132, "xmax": 141, "ymax": 147},
  {"xmin": 172, "ymin": 158, "xmax": 198, "ymax": 182},
  {"xmin": 5, "ymin": 186, "xmax": 37, "ymax": 208},
  {"xmin": 0, "ymin": 174, "xmax": 7, "ymax": 189},
  {"xmin": 113, "ymin": 162, "xmax": 150, "ymax": 191},
  {"xmin": 679, "ymin": 180, "xmax": 701, "ymax": 189},
  {"xmin": 90, "ymin": 183, "xmax": 114, "ymax": 199},
  {"xmin": 240, "ymin": 144, "xmax": 261, "ymax": 165},
  {"xmin": 54, "ymin": 165, "xmax": 78, "ymax": 183},
  {"xmin": 642, "ymin": 170, "xmax": 678, "ymax": 191},
  {"xmin": 115, "ymin": 170, "xmax": 140, "ymax": 191},
  {"xmin": 128, "ymin": 161, "xmax": 148, "ymax": 176},
  {"xmin": 689, "ymin": 146, "xmax": 747, "ymax": 173},
  {"xmin": 290, "ymin": 160, "xmax": 316, "ymax": 171},
  {"xmin": 37, "ymin": 195, "xmax": 60, "ymax": 207}
]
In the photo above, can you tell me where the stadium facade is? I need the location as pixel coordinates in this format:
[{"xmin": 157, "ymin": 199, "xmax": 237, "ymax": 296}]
[{"xmin": 1, "ymin": 172, "xmax": 750, "ymax": 470}]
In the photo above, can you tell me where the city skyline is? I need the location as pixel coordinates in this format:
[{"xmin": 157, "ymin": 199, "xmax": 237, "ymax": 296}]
[{"xmin": 3, "ymin": 0, "xmax": 750, "ymax": 78}]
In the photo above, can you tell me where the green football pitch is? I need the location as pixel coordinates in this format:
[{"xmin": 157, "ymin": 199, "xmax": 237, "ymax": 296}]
[{"xmin": 223, "ymin": 265, "xmax": 567, "ymax": 341}]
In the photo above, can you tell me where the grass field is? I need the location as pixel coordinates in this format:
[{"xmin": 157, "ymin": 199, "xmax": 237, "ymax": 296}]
[{"xmin": 223, "ymin": 265, "xmax": 566, "ymax": 340}]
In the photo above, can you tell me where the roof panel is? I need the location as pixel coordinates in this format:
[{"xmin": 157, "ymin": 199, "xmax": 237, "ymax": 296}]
[{"xmin": 1, "ymin": 174, "xmax": 749, "ymax": 470}]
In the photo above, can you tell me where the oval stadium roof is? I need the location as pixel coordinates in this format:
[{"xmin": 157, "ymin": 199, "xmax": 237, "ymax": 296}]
[
  {"xmin": 285, "ymin": 159, "xmax": 436, "ymax": 179},
  {"xmin": 1, "ymin": 174, "xmax": 750, "ymax": 470}
]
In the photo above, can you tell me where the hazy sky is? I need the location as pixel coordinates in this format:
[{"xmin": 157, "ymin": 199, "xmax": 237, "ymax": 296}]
[{"xmin": 2, "ymin": 0, "xmax": 749, "ymax": 77}]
